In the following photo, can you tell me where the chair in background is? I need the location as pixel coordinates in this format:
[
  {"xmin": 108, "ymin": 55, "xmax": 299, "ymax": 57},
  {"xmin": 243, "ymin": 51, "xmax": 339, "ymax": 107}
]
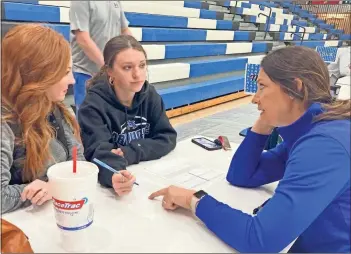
[{"xmin": 239, "ymin": 127, "xmax": 282, "ymax": 150}]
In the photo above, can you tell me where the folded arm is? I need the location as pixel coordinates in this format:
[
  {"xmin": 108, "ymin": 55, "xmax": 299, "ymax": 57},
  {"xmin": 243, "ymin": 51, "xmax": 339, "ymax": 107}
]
[
  {"xmin": 78, "ymin": 106, "xmax": 127, "ymax": 187},
  {"xmin": 227, "ymin": 129, "xmax": 288, "ymax": 188},
  {"xmin": 121, "ymin": 88, "xmax": 177, "ymax": 165},
  {"xmin": 198, "ymin": 134, "xmax": 350, "ymax": 252}
]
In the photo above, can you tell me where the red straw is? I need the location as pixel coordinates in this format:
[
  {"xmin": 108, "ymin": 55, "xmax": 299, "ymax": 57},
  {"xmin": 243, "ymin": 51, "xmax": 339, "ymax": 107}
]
[{"xmin": 73, "ymin": 146, "xmax": 77, "ymax": 174}]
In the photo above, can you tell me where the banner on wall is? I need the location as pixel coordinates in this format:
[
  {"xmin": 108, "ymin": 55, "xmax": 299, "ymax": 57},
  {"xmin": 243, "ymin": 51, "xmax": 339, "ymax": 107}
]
[
  {"xmin": 316, "ymin": 46, "xmax": 338, "ymax": 63},
  {"xmin": 244, "ymin": 63, "xmax": 260, "ymax": 95}
]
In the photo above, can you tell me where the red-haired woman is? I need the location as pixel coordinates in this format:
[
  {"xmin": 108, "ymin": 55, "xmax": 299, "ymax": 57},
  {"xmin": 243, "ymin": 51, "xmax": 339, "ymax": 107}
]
[{"xmin": 1, "ymin": 24, "xmax": 85, "ymax": 214}]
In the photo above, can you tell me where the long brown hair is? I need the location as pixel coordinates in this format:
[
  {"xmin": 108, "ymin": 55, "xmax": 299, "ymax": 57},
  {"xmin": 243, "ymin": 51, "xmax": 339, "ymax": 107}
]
[
  {"xmin": 1, "ymin": 24, "xmax": 80, "ymax": 181},
  {"xmin": 261, "ymin": 46, "xmax": 350, "ymax": 121},
  {"xmin": 87, "ymin": 35, "xmax": 147, "ymax": 88}
]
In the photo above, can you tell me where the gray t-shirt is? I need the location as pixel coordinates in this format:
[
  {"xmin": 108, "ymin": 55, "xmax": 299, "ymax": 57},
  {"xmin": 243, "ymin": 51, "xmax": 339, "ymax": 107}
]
[{"xmin": 70, "ymin": 1, "xmax": 129, "ymax": 76}]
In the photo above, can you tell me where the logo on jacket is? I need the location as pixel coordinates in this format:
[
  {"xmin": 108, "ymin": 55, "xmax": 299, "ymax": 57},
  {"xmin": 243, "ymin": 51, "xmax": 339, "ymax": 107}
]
[
  {"xmin": 112, "ymin": 116, "xmax": 150, "ymax": 146},
  {"xmin": 127, "ymin": 120, "xmax": 137, "ymax": 129}
]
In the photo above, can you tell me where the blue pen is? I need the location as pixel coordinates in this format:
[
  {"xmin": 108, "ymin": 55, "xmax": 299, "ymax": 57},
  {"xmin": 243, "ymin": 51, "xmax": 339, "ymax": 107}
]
[{"xmin": 93, "ymin": 158, "xmax": 139, "ymax": 186}]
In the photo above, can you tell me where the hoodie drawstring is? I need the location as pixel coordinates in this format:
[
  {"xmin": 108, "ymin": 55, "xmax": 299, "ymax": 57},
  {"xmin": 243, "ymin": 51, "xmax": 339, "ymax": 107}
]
[
  {"xmin": 141, "ymin": 103, "xmax": 145, "ymax": 139},
  {"xmin": 124, "ymin": 107, "xmax": 130, "ymax": 145},
  {"xmin": 124, "ymin": 103, "xmax": 146, "ymax": 145}
]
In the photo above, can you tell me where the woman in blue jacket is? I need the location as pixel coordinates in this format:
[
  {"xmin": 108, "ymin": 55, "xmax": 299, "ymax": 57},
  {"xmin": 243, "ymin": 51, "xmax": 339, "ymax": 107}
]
[{"xmin": 149, "ymin": 46, "xmax": 350, "ymax": 253}]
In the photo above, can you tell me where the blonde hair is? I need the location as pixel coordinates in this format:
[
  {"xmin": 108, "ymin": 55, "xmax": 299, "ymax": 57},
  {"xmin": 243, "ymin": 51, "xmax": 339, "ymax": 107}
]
[{"xmin": 1, "ymin": 24, "xmax": 80, "ymax": 181}]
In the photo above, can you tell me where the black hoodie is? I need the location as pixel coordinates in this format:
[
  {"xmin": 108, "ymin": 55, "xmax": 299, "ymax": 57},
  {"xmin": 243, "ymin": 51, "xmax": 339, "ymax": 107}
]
[{"xmin": 78, "ymin": 81, "xmax": 177, "ymax": 187}]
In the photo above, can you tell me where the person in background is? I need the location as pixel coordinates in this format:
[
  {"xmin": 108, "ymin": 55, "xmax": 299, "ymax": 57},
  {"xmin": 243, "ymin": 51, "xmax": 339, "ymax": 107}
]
[
  {"xmin": 1, "ymin": 24, "xmax": 85, "ymax": 214},
  {"xmin": 70, "ymin": 1, "xmax": 132, "ymax": 113},
  {"xmin": 328, "ymin": 47, "xmax": 351, "ymax": 79},
  {"xmin": 149, "ymin": 46, "xmax": 350, "ymax": 253},
  {"xmin": 78, "ymin": 35, "xmax": 177, "ymax": 197}
]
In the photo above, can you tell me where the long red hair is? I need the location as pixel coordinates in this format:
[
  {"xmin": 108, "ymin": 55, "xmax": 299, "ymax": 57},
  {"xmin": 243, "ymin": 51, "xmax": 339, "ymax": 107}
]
[{"xmin": 1, "ymin": 24, "xmax": 80, "ymax": 181}]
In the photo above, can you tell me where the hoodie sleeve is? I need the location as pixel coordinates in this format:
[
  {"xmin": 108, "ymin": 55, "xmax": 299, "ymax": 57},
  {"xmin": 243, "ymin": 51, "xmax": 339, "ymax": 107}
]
[
  {"xmin": 120, "ymin": 87, "xmax": 177, "ymax": 165},
  {"xmin": 226, "ymin": 129, "xmax": 288, "ymax": 188},
  {"xmin": 78, "ymin": 104, "xmax": 128, "ymax": 188}
]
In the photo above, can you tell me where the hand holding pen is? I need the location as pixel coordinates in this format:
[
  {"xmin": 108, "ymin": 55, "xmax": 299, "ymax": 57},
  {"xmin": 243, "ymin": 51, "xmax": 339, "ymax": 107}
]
[
  {"xmin": 111, "ymin": 171, "xmax": 136, "ymax": 196},
  {"xmin": 93, "ymin": 158, "xmax": 138, "ymax": 196}
]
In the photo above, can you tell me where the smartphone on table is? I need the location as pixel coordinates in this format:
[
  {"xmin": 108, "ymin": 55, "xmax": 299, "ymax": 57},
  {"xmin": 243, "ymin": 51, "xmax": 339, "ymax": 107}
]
[{"xmin": 191, "ymin": 137, "xmax": 222, "ymax": 151}]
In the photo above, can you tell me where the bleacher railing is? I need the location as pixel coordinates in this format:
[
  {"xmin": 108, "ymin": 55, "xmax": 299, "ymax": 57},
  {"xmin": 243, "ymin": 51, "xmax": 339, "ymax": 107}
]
[{"xmin": 292, "ymin": 0, "xmax": 351, "ymax": 34}]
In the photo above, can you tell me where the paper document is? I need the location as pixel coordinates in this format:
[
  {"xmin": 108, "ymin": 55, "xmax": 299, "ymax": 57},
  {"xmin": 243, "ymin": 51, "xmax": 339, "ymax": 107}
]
[{"xmin": 144, "ymin": 158, "xmax": 224, "ymax": 188}]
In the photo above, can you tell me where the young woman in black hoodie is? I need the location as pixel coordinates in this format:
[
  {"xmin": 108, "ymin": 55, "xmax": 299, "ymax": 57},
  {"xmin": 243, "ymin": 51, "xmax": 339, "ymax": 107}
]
[{"xmin": 78, "ymin": 35, "xmax": 177, "ymax": 196}]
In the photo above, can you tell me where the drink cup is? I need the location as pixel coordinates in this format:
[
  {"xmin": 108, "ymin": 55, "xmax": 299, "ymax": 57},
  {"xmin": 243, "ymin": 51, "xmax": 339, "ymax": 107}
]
[{"xmin": 47, "ymin": 161, "xmax": 98, "ymax": 252}]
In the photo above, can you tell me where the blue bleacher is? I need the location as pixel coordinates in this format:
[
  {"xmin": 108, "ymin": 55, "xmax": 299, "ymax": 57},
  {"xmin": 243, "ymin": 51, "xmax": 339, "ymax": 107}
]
[
  {"xmin": 159, "ymin": 75, "xmax": 244, "ymax": 109},
  {"xmin": 281, "ymin": 1, "xmax": 346, "ymax": 36},
  {"xmin": 2, "ymin": 1, "xmax": 345, "ymax": 38},
  {"xmin": 1, "ymin": 0, "xmax": 349, "ymax": 112},
  {"xmin": 290, "ymin": 40, "xmax": 343, "ymax": 48}
]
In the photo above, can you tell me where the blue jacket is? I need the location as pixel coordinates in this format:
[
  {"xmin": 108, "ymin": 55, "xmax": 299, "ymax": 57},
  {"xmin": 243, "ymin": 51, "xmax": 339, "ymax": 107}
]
[{"xmin": 196, "ymin": 103, "xmax": 350, "ymax": 252}]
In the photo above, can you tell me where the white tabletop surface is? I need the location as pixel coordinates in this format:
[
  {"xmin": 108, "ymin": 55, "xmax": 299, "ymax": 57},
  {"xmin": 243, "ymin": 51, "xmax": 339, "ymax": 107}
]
[
  {"xmin": 337, "ymin": 76, "xmax": 351, "ymax": 86},
  {"xmin": 3, "ymin": 137, "xmax": 289, "ymax": 253}
]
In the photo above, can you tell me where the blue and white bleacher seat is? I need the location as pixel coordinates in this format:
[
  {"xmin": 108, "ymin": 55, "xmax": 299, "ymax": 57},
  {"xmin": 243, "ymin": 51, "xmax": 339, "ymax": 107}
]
[{"xmin": 1, "ymin": 0, "xmax": 348, "ymax": 115}]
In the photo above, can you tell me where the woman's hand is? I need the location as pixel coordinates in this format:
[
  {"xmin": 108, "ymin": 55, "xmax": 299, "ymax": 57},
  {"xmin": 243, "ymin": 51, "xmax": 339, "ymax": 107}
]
[
  {"xmin": 21, "ymin": 180, "xmax": 52, "ymax": 206},
  {"xmin": 251, "ymin": 117, "xmax": 274, "ymax": 135},
  {"xmin": 148, "ymin": 185, "xmax": 196, "ymax": 210},
  {"xmin": 111, "ymin": 148, "xmax": 124, "ymax": 157},
  {"xmin": 112, "ymin": 170, "xmax": 136, "ymax": 196}
]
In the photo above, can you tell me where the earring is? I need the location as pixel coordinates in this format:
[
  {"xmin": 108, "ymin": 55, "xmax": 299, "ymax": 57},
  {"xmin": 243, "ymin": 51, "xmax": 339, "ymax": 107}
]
[
  {"xmin": 289, "ymin": 95, "xmax": 294, "ymax": 100},
  {"xmin": 109, "ymin": 76, "xmax": 114, "ymax": 85}
]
